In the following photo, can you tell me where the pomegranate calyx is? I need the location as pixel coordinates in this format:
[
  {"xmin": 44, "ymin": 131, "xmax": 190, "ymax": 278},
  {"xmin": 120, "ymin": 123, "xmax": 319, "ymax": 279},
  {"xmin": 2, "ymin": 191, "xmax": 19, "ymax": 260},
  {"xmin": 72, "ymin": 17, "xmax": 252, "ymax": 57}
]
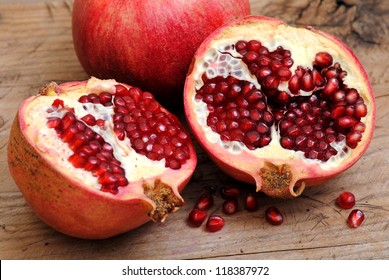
[
  {"xmin": 143, "ymin": 179, "xmax": 184, "ymax": 222},
  {"xmin": 259, "ymin": 162, "xmax": 305, "ymax": 198}
]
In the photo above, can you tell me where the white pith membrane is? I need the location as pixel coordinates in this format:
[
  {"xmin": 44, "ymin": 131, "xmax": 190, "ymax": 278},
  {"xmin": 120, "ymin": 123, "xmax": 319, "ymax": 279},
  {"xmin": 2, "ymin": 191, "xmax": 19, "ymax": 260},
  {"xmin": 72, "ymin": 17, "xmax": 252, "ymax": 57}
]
[
  {"xmin": 22, "ymin": 79, "xmax": 168, "ymax": 196},
  {"xmin": 187, "ymin": 21, "xmax": 374, "ymax": 196}
]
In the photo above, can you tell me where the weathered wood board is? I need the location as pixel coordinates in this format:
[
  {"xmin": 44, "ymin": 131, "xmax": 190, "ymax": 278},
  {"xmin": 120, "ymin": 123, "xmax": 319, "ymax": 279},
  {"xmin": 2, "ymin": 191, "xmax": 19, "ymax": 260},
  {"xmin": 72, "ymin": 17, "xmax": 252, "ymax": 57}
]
[{"xmin": 0, "ymin": 0, "xmax": 388, "ymax": 259}]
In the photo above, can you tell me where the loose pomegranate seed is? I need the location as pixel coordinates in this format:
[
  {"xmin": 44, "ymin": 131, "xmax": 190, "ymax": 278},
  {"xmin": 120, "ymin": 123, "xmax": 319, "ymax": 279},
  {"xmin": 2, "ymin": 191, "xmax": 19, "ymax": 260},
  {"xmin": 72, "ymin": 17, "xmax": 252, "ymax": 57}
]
[
  {"xmin": 337, "ymin": 191, "xmax": 356, "ymax": 209},
  {"xmin": 188, "ymin": 209, "xmax": 207, "ymax": 227},
  {"xmin": 245, "ymin": 193, "xmax": 258, "ymax": 212},
  {"xmin": 347, "ymin": 209, "xmax": 365, "ymax": 228},
  {"xmin": 222, "ymin": 199, "xmax": 238, "ymax": 215},
  {"xmin": 195, "ymin": 193, "xmax": 214, "ymax": 210},
  {"xmin": 206, "ymin": 215, "xmax": 224, "ymax": 232},
  {"xmin": 265, "ymin": 206, "xmax": 284, "ymax": 225},
  {"xmin": 220, "ymin": 185, "xmax": 241, "ymax": 199}
]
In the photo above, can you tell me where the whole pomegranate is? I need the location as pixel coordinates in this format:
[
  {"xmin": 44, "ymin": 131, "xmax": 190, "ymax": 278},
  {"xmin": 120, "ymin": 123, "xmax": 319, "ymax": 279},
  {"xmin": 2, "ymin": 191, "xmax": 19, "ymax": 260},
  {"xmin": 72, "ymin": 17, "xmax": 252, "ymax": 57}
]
[
  {"xmin": 184, "ymin": 16, "xmax": 375, "ymax": 198},
  {"xmin": 71, "ymin": 0, "xmax": 250, "ymax": 106},
  {"xmin": 8, "ymin": 77, "xmax": 197, "ymax": 239}
]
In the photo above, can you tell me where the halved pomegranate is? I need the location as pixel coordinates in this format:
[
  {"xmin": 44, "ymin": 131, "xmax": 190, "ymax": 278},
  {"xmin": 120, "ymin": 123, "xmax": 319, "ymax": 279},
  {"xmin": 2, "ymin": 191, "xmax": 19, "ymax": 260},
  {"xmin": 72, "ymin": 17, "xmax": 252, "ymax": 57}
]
[
  {"xmin": 8, "ymin": 77, "xmax": 197, "ymax": 239},
  {"xmin": 184, "ymin": 16, "xmax": 375, "ymax": 198}
]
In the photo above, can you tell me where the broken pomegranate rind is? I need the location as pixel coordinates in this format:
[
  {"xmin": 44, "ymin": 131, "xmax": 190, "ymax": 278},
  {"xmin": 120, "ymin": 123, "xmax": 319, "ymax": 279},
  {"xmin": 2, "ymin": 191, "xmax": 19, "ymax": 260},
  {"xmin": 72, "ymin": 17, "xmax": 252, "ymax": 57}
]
[
  {"xmin": 194, "ymin": 38, "xmax": 368, "ymax": 163},
  {"xmin": 23, "ymin": 79, "xmax": 193, "ymax": 196},
  {"xmin": 9, "ymin": 78, "xmax": 197, "ymax": 238},
  {"xmin": 184, "ymin": 16, "xmax": 375, "ymax": 198}
]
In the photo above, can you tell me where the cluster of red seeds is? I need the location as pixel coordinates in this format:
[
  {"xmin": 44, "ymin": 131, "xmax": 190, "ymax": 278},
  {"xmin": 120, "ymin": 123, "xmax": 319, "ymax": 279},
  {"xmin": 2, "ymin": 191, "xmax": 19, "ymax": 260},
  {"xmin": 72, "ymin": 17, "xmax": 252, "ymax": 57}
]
[
  {"xmin": 46, "ymin": 100, "xmax": 128, "ymax": 194},
  {"xmin": 187, "ymin": 186, "xmax": 283, "ymax": 232},
  {"xmin": 77, "ymin": 85, "xmax": 191, "ymax": 170},
  {"xmin": 188, "ymin": 188, "xmax": 365, "ymax": 231},
  {"xmin": 195, "ymin": 39, "xmax": 368, "ymax": 161},
  {"xmin": 337, "ymin": 191, "xmax": 365, "ymax": 228},
  {"xmin": 236, "ymin": 40, "xmax": 293, "ymax": 92},
  {"xmin": 196, "ymin": 76, "xmax": 274, "ymax": 150}
]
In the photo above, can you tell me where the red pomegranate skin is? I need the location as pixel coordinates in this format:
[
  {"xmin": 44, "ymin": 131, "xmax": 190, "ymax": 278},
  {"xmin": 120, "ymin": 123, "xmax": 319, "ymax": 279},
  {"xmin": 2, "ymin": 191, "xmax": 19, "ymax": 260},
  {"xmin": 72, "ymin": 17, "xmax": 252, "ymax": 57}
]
[
  {"xmin": 72, "ymin": 0, "xmax": 250, "ymax": 105},
  {"xmin": 7, "ymin": 79, "xmax": 197, "ymax": 239}
]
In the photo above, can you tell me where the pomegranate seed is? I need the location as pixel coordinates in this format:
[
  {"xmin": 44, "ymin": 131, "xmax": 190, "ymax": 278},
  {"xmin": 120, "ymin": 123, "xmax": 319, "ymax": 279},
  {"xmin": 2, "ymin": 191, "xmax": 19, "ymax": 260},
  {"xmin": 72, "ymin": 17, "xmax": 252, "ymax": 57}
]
[
  {"xmin": 288, "ymin": 75, "xmax": 300, "ymax": 93},
  {"xmin": 354, "ymin": 103, "xmax": 367, "ymax": 118},
  {"xmin": 246, "ymin": 40, "xmax": 261, "ymax": 51},
  {"xmin": 235, "ymin": 40, "xmax": 247, "ymax": 52},
  {"xmin": 338, "ymin": 116, "xmax": 357, "ymax": 129},
  {"xmin": 353, "ymin": 122, "xmax": 366, "ymax": 133},
  {"xmin": 220, "ymin": 186, "xmax": 241, "ymax": 199},
  {"xmin": 337, "ymin": 191, "xmax": 356, "ymax": 209},
  {"xmin": 52, "ymin": 99, "xmax": 65, "ymax": 108},
  {"xmin": 312, "ymin": 69, "xmax": 325, "ymax": 86},
  {"xmin": 346, "ymin": 131, "xmax": 362, "ymax": 148},
  {"xmin": 96, "ymin": 119, "xmax": 105, "ymax": 127},
  {"xmin": 245, "ymin": 193, "xmax": 258, "ymax": 212},
  {"xmin": 345, "ymin": 88, "xmax": 359, "ymax": 104},
  {"xmin": 257, "ymin": 66, "xmax": 272, "ymax": 79},
  {"xmin": 222, "ymin": 199, "xmax": 238, "ymax": 215},
  {"xmin": 68, "ymin": 153, "xmax": 88, "ymax": 168},
  {"xmin": 78, "ymin": 95, "xmax": 90, "ymax": 103},
  {"xmin": 195, "ymin": 193, "xmax": 214, "ymax": 210},
  {"xmin": 188, "ymin": 209, "xmax": 207, "ymax": 227},
  {"xmin": 206, "ymin": 215, "xmax": 224, "ymax": 232},
  {"xmin": 265, "ymin": 206, "xmax": 284, "ymax": 225},
  {"xmin": 277, "ymin": 67, "xmax": 292, "ymax": 81},
  {"xmin": 81, "ymin": 114, "xmax": 96, "ymax": 126},
  {"xmin": 280, "ymin": 136, "xmax": 293, "ymax": 149},
  {"xmin": 314, "ymin": 52, "xmax": 333, "ymax": 68},
  {"xmin": 300, "ymin": 71, "xmax": 315, "ymax": 91},
  {"xmin": 61, "ymin": 125, "xmax": 78, "ymax": 143},
  {"xmin": 61, "ymin": 112, "xmax": 76, "ymax": 130},
  {"xmin": 323, "ymin": 78, "xmax": 339, "ymax": 96},
  {"xmin": 331, "ymin": 105, "xmax": 346, "ymax": 119},
  {"xmin": 46, "ymin": 117, "xmax": 61, "ymax": 129},
  {"xmin": 84, "ymin": 156, "xmax": 100, "ymax": 171},
  {"xmin": 347, "ymin": 209, "xmax": 365, "ymax": 228},
  {"xmin": 99, "ymin": 92, "xmax": 113, "ymax": 104}
]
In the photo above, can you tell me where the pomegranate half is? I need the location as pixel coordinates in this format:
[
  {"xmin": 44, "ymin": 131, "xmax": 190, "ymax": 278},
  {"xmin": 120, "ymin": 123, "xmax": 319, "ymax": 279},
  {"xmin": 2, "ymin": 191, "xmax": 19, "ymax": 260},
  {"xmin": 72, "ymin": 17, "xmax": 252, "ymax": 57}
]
[
  {"xmin": 184, "ymin": 16, "xmax": 375, "ymax": 198},
  {"xmin": 71, "ymin": 0, "xmax": 250, "ymax": 105},
  {"xmin": 8, "ymin": 77, "xmax": 197, "ymax": 239}
]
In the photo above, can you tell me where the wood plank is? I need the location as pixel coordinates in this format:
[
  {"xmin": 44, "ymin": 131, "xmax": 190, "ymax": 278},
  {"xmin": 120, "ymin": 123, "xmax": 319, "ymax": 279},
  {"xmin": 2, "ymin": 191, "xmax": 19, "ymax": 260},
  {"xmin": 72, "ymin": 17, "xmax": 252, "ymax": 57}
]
[{"xmin": 1, "ymin": 0, "xmax": 388, "ymax": 260}]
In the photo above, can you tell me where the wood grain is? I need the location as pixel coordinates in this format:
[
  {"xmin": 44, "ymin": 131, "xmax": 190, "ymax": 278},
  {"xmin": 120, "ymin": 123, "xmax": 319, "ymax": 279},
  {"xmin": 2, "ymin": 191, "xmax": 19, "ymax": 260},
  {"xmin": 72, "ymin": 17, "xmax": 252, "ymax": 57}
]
[{"xmin": 0, "ymin": 0, "xmax": 388, "ymax": 259}]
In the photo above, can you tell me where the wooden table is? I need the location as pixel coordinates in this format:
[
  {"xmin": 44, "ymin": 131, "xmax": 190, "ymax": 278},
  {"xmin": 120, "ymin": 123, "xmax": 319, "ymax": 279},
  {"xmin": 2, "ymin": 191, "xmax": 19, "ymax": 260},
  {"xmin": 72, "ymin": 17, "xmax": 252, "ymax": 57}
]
[{"xmin": 1, "ymin": 0, "xmax": 388, "ymax": 260}]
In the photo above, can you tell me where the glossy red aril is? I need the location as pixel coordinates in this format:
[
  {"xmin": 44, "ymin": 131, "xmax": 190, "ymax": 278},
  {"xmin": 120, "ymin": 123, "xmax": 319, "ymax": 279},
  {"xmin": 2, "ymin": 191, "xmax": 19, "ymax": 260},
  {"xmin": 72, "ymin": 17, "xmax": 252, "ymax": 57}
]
[
  {"xmin": 222, "ymin": 199, "xmax": 238, "ymax": 215},
  {"xmin": 195, "ymin": 193, "xmax": 214, "ymax": 210},
  {"xmin": 245, "ymin": 193, "xmax": 259, "ymax": 212},
  {"xmin": 337, "ymin": 191, "xmax": 356, "ymax": 209},
  {"xmin": 347, "ymin": 209, "xmax": 365, "ymax": 228},
  {"xmin": 7, "ymin": 77, "xmax": 197, "ymax": 239},
  {"xmin": 184, "ymin": 16, "xmax": 375, "ymax": 198},
  {"xmin": 220, "ymin": 185, "xmax": 242, "ymax": 199},
  {"xmin": 206, "ymin": 215, "xmax": 225, "ymax": 232},
  {"xmin": 188, "ymin": 209, "xmax": 208, "ymax": 227},
  {"xmin": 265, "ymin": 206, "xmax": 284, "ymax": 225}
]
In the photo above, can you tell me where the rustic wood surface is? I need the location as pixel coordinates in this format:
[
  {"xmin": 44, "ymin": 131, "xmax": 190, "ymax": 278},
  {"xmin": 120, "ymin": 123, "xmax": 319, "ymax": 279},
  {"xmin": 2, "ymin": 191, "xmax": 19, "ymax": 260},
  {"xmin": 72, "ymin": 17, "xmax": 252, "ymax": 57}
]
[{"xmin": 0, "ymin": 0, "xmax": 388, "ymax": 260}]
